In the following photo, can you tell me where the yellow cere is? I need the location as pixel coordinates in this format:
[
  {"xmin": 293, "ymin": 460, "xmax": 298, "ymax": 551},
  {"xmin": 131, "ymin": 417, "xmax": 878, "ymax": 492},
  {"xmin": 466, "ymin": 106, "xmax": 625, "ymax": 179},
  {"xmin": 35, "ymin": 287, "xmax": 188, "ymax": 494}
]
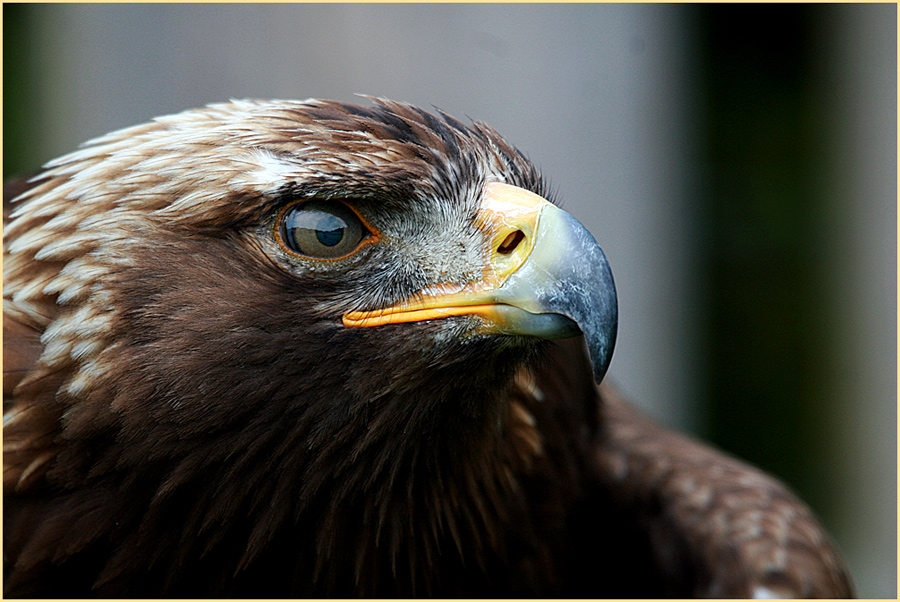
[{"xmin": 342, "ymin": 182, "xmax": 551, "ymax": 329}]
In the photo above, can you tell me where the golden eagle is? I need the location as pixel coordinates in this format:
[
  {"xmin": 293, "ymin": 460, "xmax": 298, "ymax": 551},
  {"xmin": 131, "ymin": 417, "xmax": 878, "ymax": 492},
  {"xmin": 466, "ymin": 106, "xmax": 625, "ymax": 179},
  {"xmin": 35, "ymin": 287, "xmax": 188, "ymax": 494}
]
[{"xmin": 3, "ymin": 98, "xmax": 852, "ymax": 597}]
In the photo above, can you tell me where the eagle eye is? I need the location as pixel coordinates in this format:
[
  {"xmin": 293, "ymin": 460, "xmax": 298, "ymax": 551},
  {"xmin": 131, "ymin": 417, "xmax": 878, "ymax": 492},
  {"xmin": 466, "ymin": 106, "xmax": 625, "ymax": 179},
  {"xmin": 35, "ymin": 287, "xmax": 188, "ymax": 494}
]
[{"xmin": 278, "ymin": 200, "xmax": 369, "ymax": 259}]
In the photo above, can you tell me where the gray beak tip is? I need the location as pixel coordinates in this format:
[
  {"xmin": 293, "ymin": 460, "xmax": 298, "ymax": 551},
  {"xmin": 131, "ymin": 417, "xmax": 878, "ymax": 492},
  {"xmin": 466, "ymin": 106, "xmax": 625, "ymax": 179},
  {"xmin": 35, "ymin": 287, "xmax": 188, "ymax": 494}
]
[{"xmin": 536, "ymin": 205, "xmax": 618, "ymax": 385}]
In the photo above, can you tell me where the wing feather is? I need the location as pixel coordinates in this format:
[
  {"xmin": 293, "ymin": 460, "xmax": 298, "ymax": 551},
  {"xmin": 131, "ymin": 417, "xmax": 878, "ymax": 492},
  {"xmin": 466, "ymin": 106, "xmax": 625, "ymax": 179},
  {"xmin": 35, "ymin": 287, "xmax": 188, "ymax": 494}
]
[{"xmin": 592, "ymin": 377, "xmax": 854, "ymax": 597}]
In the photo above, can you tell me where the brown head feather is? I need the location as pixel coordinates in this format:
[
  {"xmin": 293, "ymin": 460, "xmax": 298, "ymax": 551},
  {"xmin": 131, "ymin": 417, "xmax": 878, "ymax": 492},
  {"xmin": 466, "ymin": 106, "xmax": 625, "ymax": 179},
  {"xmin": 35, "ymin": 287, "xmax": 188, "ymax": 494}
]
[{"xmin": 4, "ymin": 98, "xmax": 555, "ymax": 596}]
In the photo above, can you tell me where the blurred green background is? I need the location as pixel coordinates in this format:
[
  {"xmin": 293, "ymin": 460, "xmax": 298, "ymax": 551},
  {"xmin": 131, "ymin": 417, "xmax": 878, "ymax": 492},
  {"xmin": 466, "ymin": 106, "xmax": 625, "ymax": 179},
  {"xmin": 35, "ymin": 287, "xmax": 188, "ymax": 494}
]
[{"xmin": 4, "ymin": 3, "xmax": 895, "ymax": 597}]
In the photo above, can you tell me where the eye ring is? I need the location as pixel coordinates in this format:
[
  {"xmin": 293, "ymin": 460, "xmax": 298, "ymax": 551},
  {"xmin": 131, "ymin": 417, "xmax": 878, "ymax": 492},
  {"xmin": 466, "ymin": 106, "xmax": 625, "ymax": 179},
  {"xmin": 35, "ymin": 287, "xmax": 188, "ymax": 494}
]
[{"xmin": 275, "ymin": 199, "xmax": 379, "ymax": 261}]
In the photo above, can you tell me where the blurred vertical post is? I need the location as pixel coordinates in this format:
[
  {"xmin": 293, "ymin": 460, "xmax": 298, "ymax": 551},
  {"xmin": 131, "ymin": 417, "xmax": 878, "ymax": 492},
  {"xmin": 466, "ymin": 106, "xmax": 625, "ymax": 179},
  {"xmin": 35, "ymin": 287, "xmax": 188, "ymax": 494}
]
[
  {"xmin": 3, "ymin": 4, "xmax": 40, "ymax": 176},
  {"xmin": 818, "ymin": 5, "xmax": 897, "ymax": 597}
]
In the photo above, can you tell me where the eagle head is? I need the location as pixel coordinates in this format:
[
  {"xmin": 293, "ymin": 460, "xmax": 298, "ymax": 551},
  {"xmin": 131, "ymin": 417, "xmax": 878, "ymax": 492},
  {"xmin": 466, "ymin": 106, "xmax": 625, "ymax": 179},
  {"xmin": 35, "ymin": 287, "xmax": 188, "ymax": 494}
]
[{"xmin": 4, "ymin": 98, "xmax": 616, "ymax": 595}]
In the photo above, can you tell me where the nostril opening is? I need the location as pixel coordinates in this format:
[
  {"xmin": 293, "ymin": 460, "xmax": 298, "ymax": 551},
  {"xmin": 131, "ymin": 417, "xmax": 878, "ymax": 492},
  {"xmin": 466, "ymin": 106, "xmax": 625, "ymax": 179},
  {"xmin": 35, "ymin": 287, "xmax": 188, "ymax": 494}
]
[{"xmin": 497, "ymin": 230, "xmax": 525, "ymax": 255}]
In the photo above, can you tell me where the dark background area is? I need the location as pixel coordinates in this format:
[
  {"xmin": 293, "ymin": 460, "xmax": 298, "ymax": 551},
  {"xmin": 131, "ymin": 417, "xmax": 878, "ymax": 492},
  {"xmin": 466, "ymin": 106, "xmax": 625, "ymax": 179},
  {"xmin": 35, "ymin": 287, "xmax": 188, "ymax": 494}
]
[
  {"xmin": 700, "ymin": 5, "xmax": 846, "ymax": 529},
  {"xmin": 4, "ymin": 4, "xmax": 895, "ymax": 597}
]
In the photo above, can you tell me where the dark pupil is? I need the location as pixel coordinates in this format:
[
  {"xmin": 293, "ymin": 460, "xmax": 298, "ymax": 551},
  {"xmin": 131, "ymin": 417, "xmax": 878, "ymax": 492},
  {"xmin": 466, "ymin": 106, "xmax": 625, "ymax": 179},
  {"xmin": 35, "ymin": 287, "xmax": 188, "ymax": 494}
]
[{"xmin": 315, "ymin": 215, "xmax": 345, "ymax": 247}]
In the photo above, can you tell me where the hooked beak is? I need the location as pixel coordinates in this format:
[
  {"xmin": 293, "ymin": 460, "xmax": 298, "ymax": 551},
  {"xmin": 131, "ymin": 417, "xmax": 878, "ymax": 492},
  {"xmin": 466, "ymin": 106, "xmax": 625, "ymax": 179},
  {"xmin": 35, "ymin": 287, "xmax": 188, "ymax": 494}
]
[{"xmin": 342, "ymin": 182, "xmax": 618, "ymax": 383}]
